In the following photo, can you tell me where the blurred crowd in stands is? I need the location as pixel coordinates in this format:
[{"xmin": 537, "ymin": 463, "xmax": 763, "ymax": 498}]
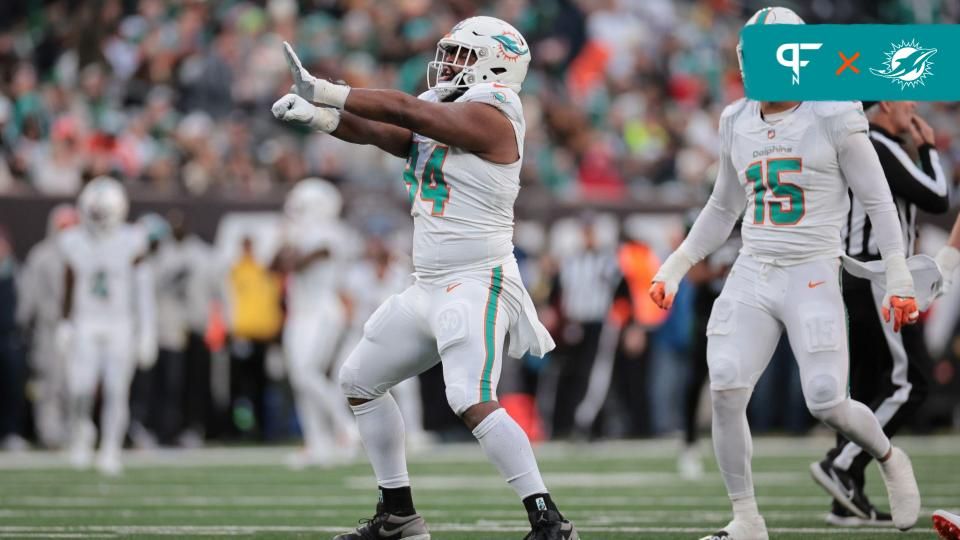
[{"xmin": 1, "ymin": 0, "xmax": 960, "ymax": 205}]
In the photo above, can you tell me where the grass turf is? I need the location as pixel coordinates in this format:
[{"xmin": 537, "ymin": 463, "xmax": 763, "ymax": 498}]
[{"xmin": 0, "ymin": 435, "xmax": 957, "ymax": 539}]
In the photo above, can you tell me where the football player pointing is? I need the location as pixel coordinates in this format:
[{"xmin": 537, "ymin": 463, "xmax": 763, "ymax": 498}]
[
  {"xmin": 650, "ymin": 7, "xmax": 921, "ymax": 540},
  {"xmin": 273, "ymin": 17, "xmax": 578, "ymax": 540}
]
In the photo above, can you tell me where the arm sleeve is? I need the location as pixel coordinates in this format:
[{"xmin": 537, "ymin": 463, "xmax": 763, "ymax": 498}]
[
  {"xmin": 840, "ymin": 132, "xmax": 905, "ymax": 260},
  {"xmin": 676, "ymin": 152, "xmax": 746, "ymax": 263},
  {"xmin": 871, "ymin": 136, "xmax": 949, "ymax": 213},
  {"xmin": 839, "ymin": 131, "xmax": 915, "ymax": 296}
]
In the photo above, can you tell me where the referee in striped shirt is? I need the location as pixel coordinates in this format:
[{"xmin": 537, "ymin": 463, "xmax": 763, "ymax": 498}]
[{"xmin": 811, "ymin": 101, "xmax": 950, "ymax": 526}]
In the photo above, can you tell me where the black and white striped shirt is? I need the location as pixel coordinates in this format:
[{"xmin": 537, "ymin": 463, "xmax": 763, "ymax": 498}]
[
  {"xmin": 553, "ymin": 249, "xmax": 620, "ymax": 323},
  {"xmin": 844, "ymin": 124, "xmax": 950, "ymax": 260}
]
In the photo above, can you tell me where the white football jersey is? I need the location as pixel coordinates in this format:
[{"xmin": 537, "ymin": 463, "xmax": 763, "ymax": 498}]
[
  {"xmin": 285, "ymin": 222, "xmax": 351, "ymax": 314},
  {"xmin": 59, "ymin": 224, "xmax": 147, "ymax": 324},
  {"xmin": 723, "ymin": 99, "xmax": 869, "ymax": 264},
  {"xmin": 407, "ymin": 83, "xmax": 524, "ymax": 279}
]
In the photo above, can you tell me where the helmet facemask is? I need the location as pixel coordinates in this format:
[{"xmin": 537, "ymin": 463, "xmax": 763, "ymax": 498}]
[{"xmin": 427, "ymin": 41, "xmax": 483, "ymax": 99}]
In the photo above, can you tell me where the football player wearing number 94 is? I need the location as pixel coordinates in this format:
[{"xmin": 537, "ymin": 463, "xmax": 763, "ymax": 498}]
[
  {"xmin": 272, "ymin": 16, "xmax": 577, "ymax": 540},
  {"xmin": 649, "ymin": 7, "xmax": 922, "ymax": 540}
]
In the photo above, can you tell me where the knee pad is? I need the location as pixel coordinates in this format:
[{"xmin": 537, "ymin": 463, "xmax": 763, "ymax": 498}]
[
  {"xmin": 806, "ymin": 373, "xmax": 842, "ymax": 410},
  {"xmin": 444, "ymin": 381, "xmax": 475, "ymax": 417},
  {"xmin": 338, "ymin": 361, "xmax": 379, "ymax": 401},
  {"xmin": 707, "ymin": 352, "xmax": 742, "ymax": 389}
]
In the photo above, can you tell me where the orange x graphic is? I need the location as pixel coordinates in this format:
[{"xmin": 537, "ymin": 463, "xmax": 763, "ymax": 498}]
[{"xmin": 836, "ymin": 51, "xmax": 860, "ymax": 75}]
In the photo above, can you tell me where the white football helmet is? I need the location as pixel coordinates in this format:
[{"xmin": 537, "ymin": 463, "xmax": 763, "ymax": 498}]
[
  {"xmin": 737, "ymin": 7, "xmax": 805, "ymax": 81},
  {"xmin": 284, "ymin": 177, "xmax": 342, "ymax": 225},
  {"xmin": 427, "ymin": 16, "xmax": 531, "ymax": 99},
  {"xmin": 78, "ymin": 176, "xmax": 128, "ymax": 234}
]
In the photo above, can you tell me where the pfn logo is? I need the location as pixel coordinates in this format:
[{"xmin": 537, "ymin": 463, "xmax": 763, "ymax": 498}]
[{"xmin": 777, "ymin": 43, "xmax": 823, "ymax": 84}]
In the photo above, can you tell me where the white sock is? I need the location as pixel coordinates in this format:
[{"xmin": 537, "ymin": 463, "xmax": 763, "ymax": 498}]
[
  {"xmin": 811, "ymin": 398, "xmax": 891, "ymax": 459},
  {"xmin": 472, "ymin": 408, "xmax": 547, "ymax": 499},
  {"xmin": 99, "ymin": 388, "xmax": 129, "ymax": 459},
  {"xmin": 351, "ymin": 394, "xmax": 409, "ymax": 488},
  {"xmin": 732, "ymin": 494, "xmax": 761, "ymax": 521},
  {"xmin": 711, "ymin": 388, "xmax": 756, "ymax": 503}
]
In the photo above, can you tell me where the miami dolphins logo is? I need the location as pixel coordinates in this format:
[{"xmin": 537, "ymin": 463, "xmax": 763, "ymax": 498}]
[
  {"xmin": 492, "ymin": 32, "xmax": 528, "ymax": 60},
  {"xmin": 870, "ymin": 39, "xmax": 937, "ymax": 89}
]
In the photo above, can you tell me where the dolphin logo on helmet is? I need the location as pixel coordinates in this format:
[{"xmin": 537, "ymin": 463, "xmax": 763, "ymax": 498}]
[{"xmin": 427, "ymin": 16, "xmax": 531, "ymax": 99}]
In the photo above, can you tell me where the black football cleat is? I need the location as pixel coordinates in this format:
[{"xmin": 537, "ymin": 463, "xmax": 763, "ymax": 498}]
[
  {"xmin": 332, "ymin": 504, "xmax": 430, "ymax": 540},
  {"xmin": 825, "ymin": 500, "xmax": 894, "ymax": 527},
  {"xmin": 810, "ymin": 459, "xmax": 874, "ymax": 519},
  {"xmin": 523, "ymin": 509, "xmax": 579, "ymax": 540}
]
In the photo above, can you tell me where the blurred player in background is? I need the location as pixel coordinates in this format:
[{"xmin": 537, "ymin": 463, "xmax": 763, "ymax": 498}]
[
  {"xmin": 165, "ymin": 211, "xmax": 217, "ymax": 447},
  {"xmin": 273, "ymin": 15, "xmax": 578, "ymax": 540},
  {"xmin": 58, "ymin": 177, "xmax": 156, "ymax": 475},
  {"xmin": 16, "ymin": 204, "xmax": 78, "ymax": 448},
  {"xmin": 651, "ymin": 7, "xmax": 921, "ymax": 539},
  {"xmin": 274, "ymin": 178, "xmax": 358, "ymax": 468},
  {"xmin": 811, "ymin": 101, "xmax": 949, "ymax": 526},
  {"xmin": 338, "ymin": 235, "xmax": 431, "ymax": 450},
  {"xmin": 936, "ymin": 215, "xmax": 960, "ymax": 292}
]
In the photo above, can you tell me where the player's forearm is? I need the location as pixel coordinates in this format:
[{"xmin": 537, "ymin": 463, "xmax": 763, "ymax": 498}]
[
  {"xmin": 343, "ymin": 88, "xmax": 427, "ymax": 131},
  {"xmin": 331, "ymin": 111, "xmax": 412, "ymax": 158},
  {"xmin": 842, "ymin": 133, "xmax": 907, "ymax": 261},
  {"xmin": 842, "ymin": 133, "xmax": 915, "ymax": 296},
  {"xmin": 678, "ymin": 201, "xmax": 739, "ymax": 264}
]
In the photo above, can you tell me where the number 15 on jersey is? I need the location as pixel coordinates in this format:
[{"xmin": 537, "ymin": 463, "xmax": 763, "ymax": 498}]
[{"xmin": 747, "ymin": 157, "xmax": 804, "ymax": 226}]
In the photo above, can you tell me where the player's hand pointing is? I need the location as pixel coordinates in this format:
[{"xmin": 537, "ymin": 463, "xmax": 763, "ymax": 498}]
[
  {"xmin": 271, "ymin": 94, "xmax": 341, "ymax": 133},
  {"xmin": 882, "ymin": 295, "xmax": 919, "ymax": 332},
  {"xmin": 282, "ymin": 41, "xmax": 351, "ymax": 109}
]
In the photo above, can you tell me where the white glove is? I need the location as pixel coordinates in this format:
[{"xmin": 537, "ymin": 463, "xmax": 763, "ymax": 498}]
[
  {"xmin": 283, "ymin": 41, "xmax": 351, "ymax": 109},
  {"xmin": 271, "ymin": 94, "xmax": 341, "ymax": 133},
  {"xmin": 935, "ymin": 245, "xmax": 960, "ymax": 294},
  {"xmin": 55, "ymin": 320, "xmax": 74, "ymax": 359},
  {"xmin": 649, "ymin": 247, "xmax": 696, "ymax": 310},
  {"xmin": 881, "ymin": 253, "xmax": 919, "ymax": 332},
  {"xmin": 137, "ymin": 330, "xmax": 157, "ymax": 369}
]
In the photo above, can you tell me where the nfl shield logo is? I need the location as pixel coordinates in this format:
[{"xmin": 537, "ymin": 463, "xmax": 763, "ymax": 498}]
[{"xmin": 767, "ymin": 129, "xmax": 775, "ymax": 139}]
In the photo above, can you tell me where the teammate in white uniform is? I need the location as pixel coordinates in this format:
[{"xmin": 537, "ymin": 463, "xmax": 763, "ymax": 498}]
[
  {"xmin": 16, "ymin": 205, "xmax": 78, "ymax": 448},
  {"xmin": 650, "ymin": 8, "xmax": 922, "ymax": 539},
  {"xmin": 275, "ymin": 178, "xmax": 358, "ymax": 468},
  {"xmin": 338, "ymin": 236, "xmax": 431, "ymax": 450},
  {"xmin": 272, "ymin": 16, "xmax": 577, "ymax": 540},
  {"xmin": 58, "ymin": 177, "xmax": 156, "ymax": 475}
]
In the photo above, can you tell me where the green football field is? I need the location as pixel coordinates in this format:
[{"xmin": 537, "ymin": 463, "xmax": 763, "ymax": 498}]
[{"xmin": 1, "ymin": 435, "xmax": 957, "ymax": 539}]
